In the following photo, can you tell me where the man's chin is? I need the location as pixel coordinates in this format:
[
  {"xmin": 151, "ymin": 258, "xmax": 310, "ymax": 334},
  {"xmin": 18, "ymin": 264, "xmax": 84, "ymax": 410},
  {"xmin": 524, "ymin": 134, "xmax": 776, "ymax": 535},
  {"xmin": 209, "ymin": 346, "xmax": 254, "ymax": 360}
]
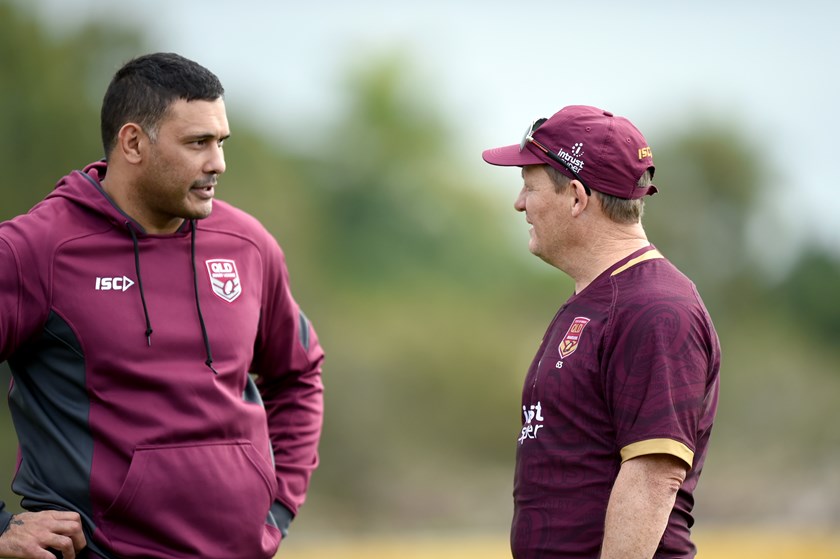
[
  {"xmin": 188, "ymin": 200, "xmax": 213, "ymax": 220},
  {"xmin": 529, "ymin": 245, "xmax": 555, "ymax": 267}
]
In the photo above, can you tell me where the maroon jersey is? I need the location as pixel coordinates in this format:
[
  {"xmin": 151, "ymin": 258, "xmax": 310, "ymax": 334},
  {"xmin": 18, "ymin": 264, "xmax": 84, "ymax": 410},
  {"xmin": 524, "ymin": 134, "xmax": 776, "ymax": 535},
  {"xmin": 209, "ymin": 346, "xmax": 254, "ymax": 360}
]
[{"xmin": 512, "ymin": 246, "xmax": 720, "ymax": 559}]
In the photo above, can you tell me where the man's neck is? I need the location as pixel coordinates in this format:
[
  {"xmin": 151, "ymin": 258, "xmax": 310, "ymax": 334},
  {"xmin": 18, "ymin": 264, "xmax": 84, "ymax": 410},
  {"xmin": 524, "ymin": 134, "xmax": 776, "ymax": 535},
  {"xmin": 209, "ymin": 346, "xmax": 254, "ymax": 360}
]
[{"xmin": 567, "ymin": 226, "xmax": 650, "ymax": 294}]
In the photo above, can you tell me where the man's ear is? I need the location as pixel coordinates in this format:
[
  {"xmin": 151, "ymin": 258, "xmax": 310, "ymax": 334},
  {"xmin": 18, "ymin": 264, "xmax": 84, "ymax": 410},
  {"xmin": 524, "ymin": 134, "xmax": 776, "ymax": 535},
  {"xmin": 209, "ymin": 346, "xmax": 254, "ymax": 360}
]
[
  {"xmin": 115, "ymin": 123, "xmax": 145, "ymax": 164},
  {"xmin": 570, "ymin": 180, "xmax": 590, "ymax": 217}
]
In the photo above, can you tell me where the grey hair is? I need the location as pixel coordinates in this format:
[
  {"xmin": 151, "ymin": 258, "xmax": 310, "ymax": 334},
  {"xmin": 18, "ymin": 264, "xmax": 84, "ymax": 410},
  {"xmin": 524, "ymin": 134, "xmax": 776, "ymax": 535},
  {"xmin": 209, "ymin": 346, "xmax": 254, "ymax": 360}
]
[{"xmin": 543, "ymin": 165, "xmax": 650, "ymax": 224}]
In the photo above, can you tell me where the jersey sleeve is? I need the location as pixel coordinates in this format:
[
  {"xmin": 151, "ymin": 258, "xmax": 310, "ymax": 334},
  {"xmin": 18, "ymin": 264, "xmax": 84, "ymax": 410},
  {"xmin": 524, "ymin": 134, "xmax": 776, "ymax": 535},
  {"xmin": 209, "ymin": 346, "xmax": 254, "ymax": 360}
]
[
  {"xmin": 604, "ymin": 293, "xmax": 716, "ymax": 470},
  {"xmin": 250, "ymin": 232, "xmax": 324, "ymax": 517}
]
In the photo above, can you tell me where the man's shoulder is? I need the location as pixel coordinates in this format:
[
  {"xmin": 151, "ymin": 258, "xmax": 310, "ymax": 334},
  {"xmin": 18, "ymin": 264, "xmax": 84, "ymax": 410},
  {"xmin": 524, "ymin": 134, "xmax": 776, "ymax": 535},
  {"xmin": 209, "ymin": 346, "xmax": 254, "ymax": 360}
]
[
  {"xmin": 204, "ymin": 200, "xmax": 268, "ymax": 234},
  {"xmin": 612, "ymin": 254, "xmax": 696, "ymax": 297},
  {"xmin": 206, "ymin": 199, "xmax": 258, "ymax": 223},
  {"xmin": 607, "ymin": 255, "xmax": 713, "ymax": 329},
  {"xmin": 0, "ymin": 194, "xmax": 94, "ymax": 253},
  {"xmin": 201, "ymin": 200, "xmax": 282, "ymax": 253}
]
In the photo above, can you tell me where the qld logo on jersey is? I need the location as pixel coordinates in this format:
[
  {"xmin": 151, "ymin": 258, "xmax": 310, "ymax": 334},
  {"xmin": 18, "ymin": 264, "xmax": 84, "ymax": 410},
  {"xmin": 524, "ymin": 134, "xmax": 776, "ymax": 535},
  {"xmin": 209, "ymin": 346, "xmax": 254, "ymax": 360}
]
[
  {"xmin": 558, "ymin": 316, "xmax": 591, "ymax": 359},
  {"xmin": 206, "ymin": 259, "xmax": 242, "ymax": 303}
]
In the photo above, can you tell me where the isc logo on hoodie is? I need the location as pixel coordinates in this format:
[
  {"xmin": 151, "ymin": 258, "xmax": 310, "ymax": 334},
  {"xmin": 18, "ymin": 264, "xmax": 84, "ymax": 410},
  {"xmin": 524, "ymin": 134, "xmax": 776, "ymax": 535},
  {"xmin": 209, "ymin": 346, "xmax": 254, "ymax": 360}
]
[{"xmin": 95, "ymin": 276, "xmax": 135, "ymax": 292}]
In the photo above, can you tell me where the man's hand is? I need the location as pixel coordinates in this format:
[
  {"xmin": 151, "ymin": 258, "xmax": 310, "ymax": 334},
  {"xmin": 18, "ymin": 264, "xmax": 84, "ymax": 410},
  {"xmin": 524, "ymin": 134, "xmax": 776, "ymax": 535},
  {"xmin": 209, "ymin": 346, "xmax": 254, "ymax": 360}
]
[{"xmin": 0, "ymin": 511, "xmax": 87, "ymax": 559}]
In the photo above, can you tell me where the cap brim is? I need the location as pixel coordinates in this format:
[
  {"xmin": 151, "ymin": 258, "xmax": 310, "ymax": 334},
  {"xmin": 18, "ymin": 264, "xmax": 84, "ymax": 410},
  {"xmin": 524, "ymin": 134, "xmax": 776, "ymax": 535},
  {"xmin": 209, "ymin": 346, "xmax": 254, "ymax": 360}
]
[{"xmin": 482, "ymin": 143, "xmax": 545, "ymax": 167}]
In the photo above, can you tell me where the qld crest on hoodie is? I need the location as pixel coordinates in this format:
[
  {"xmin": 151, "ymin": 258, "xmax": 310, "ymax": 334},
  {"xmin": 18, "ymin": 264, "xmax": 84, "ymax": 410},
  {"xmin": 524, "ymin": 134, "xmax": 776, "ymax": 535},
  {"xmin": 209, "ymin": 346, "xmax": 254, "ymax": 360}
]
[{"xmin": 205, "ymin": 258, "xmax": 242, "ymax": 302}]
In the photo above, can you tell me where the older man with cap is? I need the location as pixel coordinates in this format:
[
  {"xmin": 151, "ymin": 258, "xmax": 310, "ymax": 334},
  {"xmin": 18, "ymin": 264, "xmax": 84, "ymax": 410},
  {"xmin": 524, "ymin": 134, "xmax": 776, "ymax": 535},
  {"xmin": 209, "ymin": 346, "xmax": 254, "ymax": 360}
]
[{"xmin": 483, "ymin": 105, "xmax": 721, "ymax": 559}]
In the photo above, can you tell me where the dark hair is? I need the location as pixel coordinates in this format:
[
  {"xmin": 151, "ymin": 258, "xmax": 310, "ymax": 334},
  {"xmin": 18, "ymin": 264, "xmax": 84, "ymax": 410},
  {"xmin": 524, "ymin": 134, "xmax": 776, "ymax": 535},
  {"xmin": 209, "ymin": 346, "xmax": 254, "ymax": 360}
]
[{"xmin": 100, "ymin": 52, "xmax": 225, "ymax": 158}]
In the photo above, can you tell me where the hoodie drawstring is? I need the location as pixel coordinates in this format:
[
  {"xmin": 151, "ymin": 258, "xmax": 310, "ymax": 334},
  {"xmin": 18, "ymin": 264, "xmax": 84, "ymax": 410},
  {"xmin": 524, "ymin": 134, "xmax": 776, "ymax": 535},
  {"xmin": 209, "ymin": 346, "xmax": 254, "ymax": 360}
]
[
  {"xmin": 127, "ymin": 223, "xmax": 154, "ymax": 346},
  {"xmin": 127, "ymin": 220, "xmax": 217, "ymax": 375},
  {"xmin": 191, "ymin": 220, "xmax": 219, "ymax": 375}
]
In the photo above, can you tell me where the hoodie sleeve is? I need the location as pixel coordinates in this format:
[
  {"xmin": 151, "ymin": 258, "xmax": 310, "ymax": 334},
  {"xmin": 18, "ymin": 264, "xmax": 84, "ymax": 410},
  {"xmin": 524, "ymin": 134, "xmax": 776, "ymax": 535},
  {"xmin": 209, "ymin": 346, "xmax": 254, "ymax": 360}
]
[
  {"xmin": 0, "ymin": 237, "xmax": 21, "ymax": 530},
  {"xmin": 0, "ymin": 222, "xmax": 52, "ymax": 362},
  {"xmin": 250, "ymin": 234, "xmax": 324, "ymax": 520},
  {"xmin": 0, "ymin": 236, "xmax": 23, "ymax": 363}
]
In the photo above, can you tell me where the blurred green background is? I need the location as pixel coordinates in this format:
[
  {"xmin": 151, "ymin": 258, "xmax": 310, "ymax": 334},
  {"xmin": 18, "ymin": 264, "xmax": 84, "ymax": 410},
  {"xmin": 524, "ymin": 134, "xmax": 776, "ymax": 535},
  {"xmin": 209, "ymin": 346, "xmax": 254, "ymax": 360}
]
[{"xmin": 1, "ymin": 0, "xmax": 838, "ymax": 556}]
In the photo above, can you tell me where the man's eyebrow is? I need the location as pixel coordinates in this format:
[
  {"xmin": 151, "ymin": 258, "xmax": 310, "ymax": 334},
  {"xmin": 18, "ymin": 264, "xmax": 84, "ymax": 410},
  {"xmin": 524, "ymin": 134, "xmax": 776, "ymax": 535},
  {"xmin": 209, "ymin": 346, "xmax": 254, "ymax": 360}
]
[{"xmin": 184, "ymin": 132, "xmax": 231, "ymax": 142}]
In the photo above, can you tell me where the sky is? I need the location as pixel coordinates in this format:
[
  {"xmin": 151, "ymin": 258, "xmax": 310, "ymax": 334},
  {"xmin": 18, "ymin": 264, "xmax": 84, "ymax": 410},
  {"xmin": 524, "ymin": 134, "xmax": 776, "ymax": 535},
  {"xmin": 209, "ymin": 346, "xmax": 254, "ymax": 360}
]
[{"xmin": 24, "ymin": 0, "xmax": 840, "ymax": 259}]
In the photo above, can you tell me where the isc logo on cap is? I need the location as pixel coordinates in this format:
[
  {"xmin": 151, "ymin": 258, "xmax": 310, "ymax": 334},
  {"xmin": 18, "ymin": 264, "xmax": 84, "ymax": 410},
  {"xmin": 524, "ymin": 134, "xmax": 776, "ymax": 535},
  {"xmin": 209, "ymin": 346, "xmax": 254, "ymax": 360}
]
[{"xmin": 206, "ymin": 259, "xmax": 242, "ymax": 302}]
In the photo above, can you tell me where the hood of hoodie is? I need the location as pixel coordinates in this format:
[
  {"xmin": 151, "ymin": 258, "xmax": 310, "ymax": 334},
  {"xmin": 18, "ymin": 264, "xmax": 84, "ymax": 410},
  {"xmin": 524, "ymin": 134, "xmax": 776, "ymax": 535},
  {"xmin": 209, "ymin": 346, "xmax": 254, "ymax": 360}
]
[{"xmin": 48, "ymin": 160, "xmax": 192, "ymax": 237}]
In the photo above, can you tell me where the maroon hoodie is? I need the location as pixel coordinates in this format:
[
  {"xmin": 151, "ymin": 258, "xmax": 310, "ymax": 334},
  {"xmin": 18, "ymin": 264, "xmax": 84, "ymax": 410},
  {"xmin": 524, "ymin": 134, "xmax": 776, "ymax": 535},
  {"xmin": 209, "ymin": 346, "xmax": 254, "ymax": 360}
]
[{"xmin": 0, "ymin": 161, "xmax": 324, "ymax": 558}]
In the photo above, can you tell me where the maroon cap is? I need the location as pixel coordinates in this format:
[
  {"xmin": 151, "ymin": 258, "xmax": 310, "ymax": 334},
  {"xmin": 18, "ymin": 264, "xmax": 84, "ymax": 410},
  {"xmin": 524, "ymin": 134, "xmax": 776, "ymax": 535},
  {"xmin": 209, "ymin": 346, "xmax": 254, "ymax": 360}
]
[{"xmin": 482, "ymin": 105, "xmax": 657, "ymax": 199}]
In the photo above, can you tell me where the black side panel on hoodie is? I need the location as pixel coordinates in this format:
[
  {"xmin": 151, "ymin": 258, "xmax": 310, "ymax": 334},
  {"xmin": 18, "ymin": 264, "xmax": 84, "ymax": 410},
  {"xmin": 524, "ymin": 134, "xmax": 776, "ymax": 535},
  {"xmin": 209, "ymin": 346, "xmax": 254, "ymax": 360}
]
[{"xmin": 8, "ymin": 311, "xmax": 97, "ymax": 542}]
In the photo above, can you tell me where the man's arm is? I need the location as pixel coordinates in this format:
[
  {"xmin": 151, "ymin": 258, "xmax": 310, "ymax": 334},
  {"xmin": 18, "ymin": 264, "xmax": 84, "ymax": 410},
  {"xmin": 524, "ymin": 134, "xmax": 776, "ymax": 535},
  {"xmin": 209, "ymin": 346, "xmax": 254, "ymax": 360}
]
[
  {"xmin": 256, "ymin": 308, "xmax": 324, "ymax": 519},
  {"xmin": 600, "ymin": 454, "xmax": 688, "ymax": 559},
  {"xmin": 251, "ymin": 237, "xmax": 325, "ymax": 529}
]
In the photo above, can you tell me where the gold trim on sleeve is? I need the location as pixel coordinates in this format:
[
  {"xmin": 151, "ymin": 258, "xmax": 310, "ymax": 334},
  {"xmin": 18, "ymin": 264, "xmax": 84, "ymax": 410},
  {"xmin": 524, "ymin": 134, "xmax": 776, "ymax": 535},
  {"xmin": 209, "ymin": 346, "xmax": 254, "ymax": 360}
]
[{"xmin": 620, "ymin": 438, "xmax": 695, "ymax": 469}]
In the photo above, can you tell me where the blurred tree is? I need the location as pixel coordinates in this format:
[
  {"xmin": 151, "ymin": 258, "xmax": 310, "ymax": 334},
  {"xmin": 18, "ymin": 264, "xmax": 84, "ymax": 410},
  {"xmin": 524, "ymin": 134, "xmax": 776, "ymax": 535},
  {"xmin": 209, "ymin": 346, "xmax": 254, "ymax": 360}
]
[
  {"xmin": 281, "ymin": 51, "xmax": 551, "ymax": 530},
  {"xmin": 0, "ymin": 0, "xmax": 143, "ymax": 219},
  {"xmin": 305, "ymin": 50, "xmax": 521, "ymax": 289},
  {"xmin": 643, "ymin": 116, "xmax": 775, "ymax": 315},
  {"xmin": 773, "ymin": 248, "xmax": 840, "ymax": 346}
]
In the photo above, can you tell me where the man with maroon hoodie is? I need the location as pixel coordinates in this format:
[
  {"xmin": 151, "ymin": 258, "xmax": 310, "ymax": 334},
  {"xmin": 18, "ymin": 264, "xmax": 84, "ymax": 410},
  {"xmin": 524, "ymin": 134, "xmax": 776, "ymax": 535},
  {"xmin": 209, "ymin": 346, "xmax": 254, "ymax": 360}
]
[{"xmin": 0, "ymin": 53, "xmax": 324, "ymax": 558}]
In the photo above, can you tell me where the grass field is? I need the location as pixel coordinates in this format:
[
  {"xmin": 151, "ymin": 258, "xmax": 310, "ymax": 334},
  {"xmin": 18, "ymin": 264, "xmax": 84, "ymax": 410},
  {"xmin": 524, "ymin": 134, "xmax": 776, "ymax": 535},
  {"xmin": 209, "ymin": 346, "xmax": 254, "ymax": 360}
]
[{"xmin": 279, "ymin": 530, "xmax": 840, "ymax": 558}]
